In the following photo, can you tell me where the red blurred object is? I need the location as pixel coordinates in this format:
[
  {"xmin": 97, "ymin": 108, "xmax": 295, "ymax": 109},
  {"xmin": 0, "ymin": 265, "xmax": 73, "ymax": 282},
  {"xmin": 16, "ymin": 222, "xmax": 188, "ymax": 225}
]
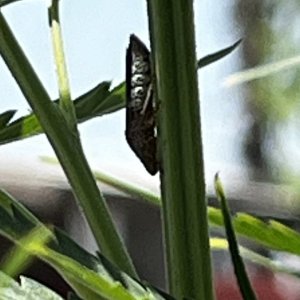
[{"xmin": 214, "ymin": 267, "xmax": 300, "ymax": 300}]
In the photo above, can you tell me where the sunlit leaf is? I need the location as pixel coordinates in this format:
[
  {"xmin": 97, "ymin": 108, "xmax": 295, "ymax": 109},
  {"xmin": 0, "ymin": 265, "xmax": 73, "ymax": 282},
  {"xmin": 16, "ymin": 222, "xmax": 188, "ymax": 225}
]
[
  {"xmin": 0, "ymin": 271, "xmax": 64, "ymax": 300},
  {"xmin": 0, "ymin": 190, "xmax": 174, "ymax": 300}
]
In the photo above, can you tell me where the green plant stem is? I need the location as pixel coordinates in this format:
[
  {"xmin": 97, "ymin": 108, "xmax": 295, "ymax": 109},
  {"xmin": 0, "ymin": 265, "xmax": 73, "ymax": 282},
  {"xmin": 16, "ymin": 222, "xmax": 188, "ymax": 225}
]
[
  {"xmin": 49, "ymin": 0, "xmax": 76, "ymax": 126},
  {"xmin": 0, "ymin": 11, "xmax": 137, "ymax": 278},
  {"xmin": 41, "ymin": 157, "xmax": 161, "ymax": 207},
  {"xmin": 147, "ymin": 1, "xmax": 214, "ymax": 299},
  {"xmin": 93, "ymin": 171, "xmax": 161, "ymax": 206}
]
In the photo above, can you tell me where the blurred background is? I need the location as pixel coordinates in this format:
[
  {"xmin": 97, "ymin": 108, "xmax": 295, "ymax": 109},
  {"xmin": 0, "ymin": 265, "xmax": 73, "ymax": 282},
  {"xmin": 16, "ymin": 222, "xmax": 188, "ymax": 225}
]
[{"xmin": 1, "ymin": 0, "xmax": 300, "ymax": 299}]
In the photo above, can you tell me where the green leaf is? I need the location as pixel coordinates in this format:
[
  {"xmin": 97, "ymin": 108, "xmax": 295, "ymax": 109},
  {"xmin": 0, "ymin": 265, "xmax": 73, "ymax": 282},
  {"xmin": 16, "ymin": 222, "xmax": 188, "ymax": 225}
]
[
  {"xmin": 214, "ymin": 173, "xmax": 257, "ymax": 300},
  {"xmin": 0, "ymin": 110, "xmax": 16, "ymax": 129},
  {"xmin": 0, "ymin": 38, "xmax": 236, "ymax": 147},
  {"xmin": 209, "ymin": 208, "xmax": 300, "ymax": 255},
  {"xmin": 0, "ymin": 37, "xmax": 236, "ymax": 147},
  {"xmin": 0, "ymin": 0, "xmax": 22, "ymax": 7},
  {"xmin": 1, "ymin": 226, "xmax": 52, "ymax": 278},
  {"xmin": 92, "ymin": 83, "xmax": 125, "ymax": 117},
  {"xmin": 197, "ymin": 39, "xmax": 241, "ymax": 69},
  {"xmin": 0, "ymin": 190, "xmax": 173, "ymax": 300},
  {"xmin": 0, "ymin": 271, "xmax": 64, "ymax": 300},
  {"xmin": 0, "ymin": 81, "xmax": 125, "ymax": 145}
]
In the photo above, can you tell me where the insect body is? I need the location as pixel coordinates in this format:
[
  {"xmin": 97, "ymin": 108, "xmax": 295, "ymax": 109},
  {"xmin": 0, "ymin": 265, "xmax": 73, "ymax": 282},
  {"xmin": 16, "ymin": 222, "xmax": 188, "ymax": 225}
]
[{"xmin": 125, "ymin": 34, "xmax": 158, "ymax": 175}]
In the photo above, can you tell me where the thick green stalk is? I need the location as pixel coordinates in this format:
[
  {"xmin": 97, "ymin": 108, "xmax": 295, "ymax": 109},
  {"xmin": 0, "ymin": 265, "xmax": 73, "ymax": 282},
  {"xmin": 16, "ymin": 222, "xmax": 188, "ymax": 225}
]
[
  {"xmin": 0, "ymin": 11, "xmax": 137, "ymax": 278},
  {"xmin": 147, "ymin": 1, "xmax": 214, "ymax": 299}
]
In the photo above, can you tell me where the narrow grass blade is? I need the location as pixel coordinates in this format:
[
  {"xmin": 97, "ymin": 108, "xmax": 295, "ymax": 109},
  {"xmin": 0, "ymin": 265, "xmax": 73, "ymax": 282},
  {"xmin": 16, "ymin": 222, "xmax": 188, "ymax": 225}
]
[
  {"xmin": 49, "ymin": 0, "xmax": 76, "ymax": 128},
  {"xmin": 214, "ymin": 173, "xmax": 257, "ymax": 300},
  {"xmin": 94, "ymin": 171, "xmax": 161, "ymax": 206},
  {"xmin": 224, "ymin": 54, "xmax": 300, "ymax": 86},
  {"xmin": 197, "ymin": 39, "xmax": 241, "ymax": 69}
]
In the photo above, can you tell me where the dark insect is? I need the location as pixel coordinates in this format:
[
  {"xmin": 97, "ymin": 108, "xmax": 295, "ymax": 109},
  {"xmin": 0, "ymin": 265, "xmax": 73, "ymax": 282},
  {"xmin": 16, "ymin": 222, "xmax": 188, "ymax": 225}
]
[{"xmin": 125, "ymin": 34, "xmax": 158, "ymax": 175}]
